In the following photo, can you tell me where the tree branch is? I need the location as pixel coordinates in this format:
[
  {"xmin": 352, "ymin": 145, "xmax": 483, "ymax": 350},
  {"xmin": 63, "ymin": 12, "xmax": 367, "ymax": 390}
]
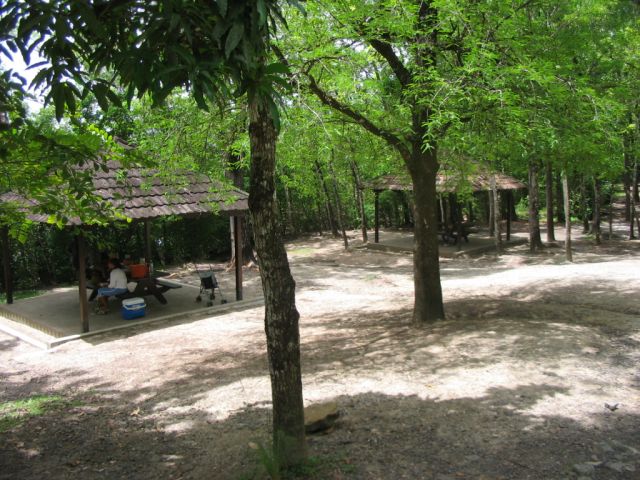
[
  {"xmin": 367, "ymin": 39, "xmax": 412, "ymax": 88},
  {"xmin": 305, "ymin": 74, "xmax": 410, "ymax": 160}
]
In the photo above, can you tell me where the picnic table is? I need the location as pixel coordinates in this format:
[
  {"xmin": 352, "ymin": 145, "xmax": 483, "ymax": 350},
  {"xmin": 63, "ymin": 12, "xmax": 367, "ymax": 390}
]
[
  {"xmin": 439, "ymin": 222, "xmax": 476, "ymax": 245},
  {"xmin": 87, "ymin": 274, "xmax": 181, "ymax": 304}
]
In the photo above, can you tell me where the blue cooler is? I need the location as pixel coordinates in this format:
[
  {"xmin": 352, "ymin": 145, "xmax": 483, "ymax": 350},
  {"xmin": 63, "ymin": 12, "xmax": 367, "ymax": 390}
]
[{"xmin": 121, "ymin": 297, "xmax": 146, "ymax": 320}]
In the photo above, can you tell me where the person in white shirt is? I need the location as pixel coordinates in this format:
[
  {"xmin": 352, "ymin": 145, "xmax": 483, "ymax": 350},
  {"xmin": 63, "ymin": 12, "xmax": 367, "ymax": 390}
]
[{"xmin": 96, "ymin": 258, "xmax": 128, "ymax": 314}]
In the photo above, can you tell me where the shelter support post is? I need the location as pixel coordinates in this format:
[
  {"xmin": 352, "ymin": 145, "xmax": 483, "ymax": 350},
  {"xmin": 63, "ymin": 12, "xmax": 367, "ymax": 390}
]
[
  {"xmin": 144, "ymin": 219, "xmax": 152, "ymax": 265},
  {"xmin": 233, "ymin": 216, "xmax": 243, "ymax": 301},
  {"xmin": 77, "ymin": 233, "xmax": 89, "ymax": 333},
  {"xmin": 2, "ymin": 226, "xmax": 13, "ymax": 304},
  {"xmin": 374, "ymin": 190, "xmax": 380, "ymax": 243}
]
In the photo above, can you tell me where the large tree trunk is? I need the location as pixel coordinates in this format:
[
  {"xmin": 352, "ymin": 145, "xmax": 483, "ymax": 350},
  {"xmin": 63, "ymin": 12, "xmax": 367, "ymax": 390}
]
[
  {"xmin": 563, "ymin": 171, "xmax": 572, "ymax": 262},
  {"xmin": 545, "ymin": 161, "xmax": 555, "ymax": 242},
  {"xmin": 528, "ymin": 160, "xmax": 543, "ymax": 252},
  {"xmin": 247, "ymin": 97, "xmax": 306, "ymax": 467},
  {"xmin": 406, "ymin": 148, "xmax": 445, "ymax": 323}
]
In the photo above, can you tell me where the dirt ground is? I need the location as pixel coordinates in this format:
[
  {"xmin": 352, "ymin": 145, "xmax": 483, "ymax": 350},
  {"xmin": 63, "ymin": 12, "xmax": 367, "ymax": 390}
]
[{"xmin": 1, "ymin": 220, "xmax": 639, "ymax": 479}]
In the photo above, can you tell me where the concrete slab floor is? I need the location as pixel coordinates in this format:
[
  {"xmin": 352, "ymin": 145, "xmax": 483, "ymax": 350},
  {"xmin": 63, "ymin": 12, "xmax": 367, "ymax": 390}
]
[{"xmin": 0, "ymin": 281, "xmax": 263, "ymax": 349}]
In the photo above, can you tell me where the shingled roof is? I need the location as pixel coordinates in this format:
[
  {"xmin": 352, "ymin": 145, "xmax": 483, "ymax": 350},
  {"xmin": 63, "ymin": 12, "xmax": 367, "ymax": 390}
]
[
  {"xmin": 2, "ymin": 161, "xmax": 248, "ymax": 225},
  {"xmin": 367, "ymin": 172, "xmax": 526, "ymax": 193}
]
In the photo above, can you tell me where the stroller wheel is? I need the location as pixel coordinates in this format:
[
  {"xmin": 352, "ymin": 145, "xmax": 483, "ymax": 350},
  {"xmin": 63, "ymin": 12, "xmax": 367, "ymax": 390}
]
[{"xmin": 196, "ymin": 295, "xmax": 202, "ymax": 303}]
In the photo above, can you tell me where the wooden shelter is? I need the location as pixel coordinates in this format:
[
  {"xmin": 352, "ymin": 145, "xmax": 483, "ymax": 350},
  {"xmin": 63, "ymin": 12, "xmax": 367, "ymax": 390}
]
[
  {"xmin": 1, "ymin": 161, "xmax": 249, "ymax": 333},
  {"xmin": 367, "ymin": 172, "xmax": 526, "ymax": 243}
]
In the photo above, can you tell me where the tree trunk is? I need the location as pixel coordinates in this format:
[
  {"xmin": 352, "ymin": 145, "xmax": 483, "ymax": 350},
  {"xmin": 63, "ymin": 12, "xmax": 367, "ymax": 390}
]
[
  {"xmin": 545, "ymin": 161, "xmax": 555, "ymax": 242},
  {"xmin": 488, "ymin": 190, "xmax": 495, "ymax": 237},
  {"xmin": 315, "ymin": 160, "xmax": 339, "ymax": 237},
  {"xmin": 593, "ymin": 178, "xmax": 601, "ymax": 245},
  {"xmin": 609, "ymin": 192, "xmax": 614, "ymax": 240},
  {"xmin": 528, "ymin": 160, "xmax": 543, "ymax": 252},
  {"xmin": 622, "ymin": 146, "xmax": 631, "ymax": 222},
  {"xmin": 556, "ymin": 172, "xmax": 565, "ymax": 224},
  {"xmin": 247, "ymin": 97, "xmax": 306, "ymax": 468},
  {"xmin": 580, "ymin": 178, "xmax": 590, "ymax": 233},
  {"xmin": 1, "ymin": 226, "xmax": 13, "ymax": 304},
  {"xmin": 563, "ymin": 171, "xmax": 572, "ymax": 262},
  {"xmin": 283, "ymin": 182, "xmax": 295, "ymax": 237},
  {"xmin": 631, "ymin": 158, "xmax": 638, "ymax": 240},
  {"xmin": 349, "ymin": 159, "xmax": 368, "ymax": 243},
  {"xmin": 406, "ymin": 149, "xmax": 445, "ymax": 323},
  {"xmin": 491, "ymin": 175, "xmax": 502, "ymax": 254},
  {"xmin": 329, "ymin": 150, "xmax": 348, "ymax": 249}
]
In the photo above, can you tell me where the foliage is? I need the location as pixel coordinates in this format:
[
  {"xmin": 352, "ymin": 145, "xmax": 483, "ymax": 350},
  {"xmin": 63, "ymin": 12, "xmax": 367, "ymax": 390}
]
[{"xmin": 0, "ymin": 395, "xmax": 67, "ymax": 433}]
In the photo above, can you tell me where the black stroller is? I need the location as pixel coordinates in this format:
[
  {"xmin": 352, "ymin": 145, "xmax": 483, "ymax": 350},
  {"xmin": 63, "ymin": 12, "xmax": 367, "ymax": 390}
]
[{"xmin": 193, "ymin": 263, "xmax": 227, "ymax": 307}]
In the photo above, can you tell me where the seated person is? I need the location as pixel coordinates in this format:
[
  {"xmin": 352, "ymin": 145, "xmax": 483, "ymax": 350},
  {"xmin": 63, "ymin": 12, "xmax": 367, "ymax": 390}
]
[{"xmin": 95, "ymin": 258, "xmax": 128, "ymax": 314}]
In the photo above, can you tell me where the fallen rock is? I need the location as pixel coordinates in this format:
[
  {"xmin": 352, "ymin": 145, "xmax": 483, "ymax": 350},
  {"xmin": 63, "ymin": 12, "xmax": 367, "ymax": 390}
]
[
  {"xmin": 573, "ymin": 463, "xmax": 595, "ymax": 476},
  {"xmin": 304, "ymin": 401, "xmax": 339, "ymax": 434}
]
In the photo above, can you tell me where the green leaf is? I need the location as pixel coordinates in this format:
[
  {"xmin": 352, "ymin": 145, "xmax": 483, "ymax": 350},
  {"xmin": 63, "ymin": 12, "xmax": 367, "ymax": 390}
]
[
  {"xmin": 264, "ymin": 62, "xmax": 289, "ymax": 75},
  {"xmin": 257, "ymin": 0, "xmax": 267, "ymax": 26},
  {"xmin": 225, "ymin": 22, "xmax": 244, "ymax": 58},
  {"xmin": 216, "ymin": 0, "xmax": 228, "ymax": 17}
]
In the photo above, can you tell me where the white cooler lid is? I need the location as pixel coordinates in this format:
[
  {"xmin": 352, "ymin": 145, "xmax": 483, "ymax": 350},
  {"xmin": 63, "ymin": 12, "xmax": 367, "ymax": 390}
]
[{"xmin": 122, "ymin": 297, "xmax": 145, "ymax": 307}]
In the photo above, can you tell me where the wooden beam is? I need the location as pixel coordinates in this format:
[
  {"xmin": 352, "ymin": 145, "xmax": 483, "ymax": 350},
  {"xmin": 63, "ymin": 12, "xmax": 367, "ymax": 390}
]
[
  {"xmin": 1, "ymin": 226, "xmax": 13, "ymax": 304},
  {"xmin": 374, "ymin": 190, "xmax": 380, "ymax": 243},
  {"xmin": 77, "ymin": 233, "xmax": 89, "ymax": 332},
  {"xmin": 233, "ymin": 216, "xmax": 243, "ymax": 301}
]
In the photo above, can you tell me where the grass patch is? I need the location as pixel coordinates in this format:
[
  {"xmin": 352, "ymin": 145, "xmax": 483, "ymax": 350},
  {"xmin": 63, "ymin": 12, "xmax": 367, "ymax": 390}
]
[
  {"xmin": 0, "ymin": 395, "xmax": 68, "ymax": 432},
  {"xmin": 288, "ymin": 248, "xmax": 315, "ymax": 256},
  {"xmin": 0, "ymin": 289, "xmax": 44, "ymax": 304}
]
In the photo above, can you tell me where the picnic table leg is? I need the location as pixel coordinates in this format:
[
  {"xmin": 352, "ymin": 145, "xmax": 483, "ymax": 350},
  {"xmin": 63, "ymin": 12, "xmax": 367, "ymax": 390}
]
[{"xmin": 147, "ymin": 281, "xmax": 168, "ymax": 304}]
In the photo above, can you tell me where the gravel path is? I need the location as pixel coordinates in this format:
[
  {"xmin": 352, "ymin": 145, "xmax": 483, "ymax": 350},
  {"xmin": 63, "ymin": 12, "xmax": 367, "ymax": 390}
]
[{"xmin": 1, "ymin": 224, "xmax": 639, "ymax": 479}]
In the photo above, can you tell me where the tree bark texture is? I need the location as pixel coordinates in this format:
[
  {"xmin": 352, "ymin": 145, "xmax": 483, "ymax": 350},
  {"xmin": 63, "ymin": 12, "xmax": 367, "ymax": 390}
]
[
  {"xmin": 545, "ymin": 161, "xmax": 555, "ymax": 242},
  {"xmin": 406, "ymin": 149, "xmax": 445, "ymax": 323},
  {"xmin": 563, "ymin": 172, "xmax": 573, "ymax": 262},
  {"xmin": 528, "ymin": 160, "xmax": 543, "ymax": 252},
  {"xmin": 248, "ymin": 97, "xmax": 306, "ymax": 467}
]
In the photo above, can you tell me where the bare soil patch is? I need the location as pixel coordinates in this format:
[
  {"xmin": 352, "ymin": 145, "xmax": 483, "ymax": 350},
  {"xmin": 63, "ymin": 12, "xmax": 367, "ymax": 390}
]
[{"xmin": 1, "ymin": 225, "xmax": 639, "ymax": 479}]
